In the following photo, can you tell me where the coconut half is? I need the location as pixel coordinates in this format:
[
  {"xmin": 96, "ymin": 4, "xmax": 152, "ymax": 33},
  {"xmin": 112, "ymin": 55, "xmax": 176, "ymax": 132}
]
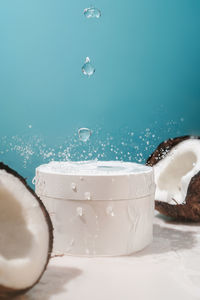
[
  {"xmin": 146, "ymin": 136, "xmax": 200, "ymax": 221},
  {"xmin": 0, "ymin": 163, "xmax": 53, "ymax": 298}
]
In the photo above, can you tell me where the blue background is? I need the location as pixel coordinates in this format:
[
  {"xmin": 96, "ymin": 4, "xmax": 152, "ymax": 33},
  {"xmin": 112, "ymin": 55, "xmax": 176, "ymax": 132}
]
[{"xmin": 0, "ymin": 0, "xmax": 199, "ymax": 185}]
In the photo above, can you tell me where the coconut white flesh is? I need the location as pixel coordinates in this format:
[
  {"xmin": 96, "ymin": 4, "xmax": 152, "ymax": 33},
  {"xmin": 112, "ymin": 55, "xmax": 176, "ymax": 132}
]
[
  {"xmin": 154, "ymin": 139, "xmax": 200, "ymax": 204},
  {"xmin": 0, "ymin": 169, "xmax": 49, "ymax": 290}
]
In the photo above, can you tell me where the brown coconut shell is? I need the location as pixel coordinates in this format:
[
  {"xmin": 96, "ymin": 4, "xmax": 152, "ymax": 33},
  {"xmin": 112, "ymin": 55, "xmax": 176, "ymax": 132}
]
[
  {"xmin": 0, "ymin": 162, "xmax": 53, "ymax": 299},
  {"xmin": 146, "ymin": 136, "xmax": 200, "ymax": 222},
  {"xmin": 146, "ymin": 135, "xmax": 192, "ymax": 167}
]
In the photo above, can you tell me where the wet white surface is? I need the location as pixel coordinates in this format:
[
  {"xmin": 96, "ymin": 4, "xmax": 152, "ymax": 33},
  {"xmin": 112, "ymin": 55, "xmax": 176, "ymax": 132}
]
[{"xmin": 16, "ymin": 212, "xmax": 200, "ymax": 300}]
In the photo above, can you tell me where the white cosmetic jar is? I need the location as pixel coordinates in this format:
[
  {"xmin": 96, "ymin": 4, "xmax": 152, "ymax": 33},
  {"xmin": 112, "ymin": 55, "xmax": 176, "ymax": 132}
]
[{"xmin": 35, "ymin": 160, "xmax": 155, "ymax": 256}]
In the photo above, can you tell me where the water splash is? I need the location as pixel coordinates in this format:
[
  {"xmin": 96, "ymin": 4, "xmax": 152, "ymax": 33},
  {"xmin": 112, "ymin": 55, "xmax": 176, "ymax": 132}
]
[
  {"xmin": 82, "ymin": 57, "xmax": 95, "ymax": 77},
  {"xmin": 0, "ymin": 117, "xmax": 185, "ymax": 187},
  {"xmin": 83, "ymin": 7, "xmax": 101, "ymax": 19}
]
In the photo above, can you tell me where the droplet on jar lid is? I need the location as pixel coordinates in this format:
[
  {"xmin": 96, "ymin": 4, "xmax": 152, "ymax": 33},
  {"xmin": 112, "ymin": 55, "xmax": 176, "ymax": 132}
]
[
  {"xmin": 71, "ymin": 182, "xmax": 77, "ymax": 192},
  {"xmin": 106, "ymin": 206, "xmax": 115, "ymax": 217},
  {"xmin": 84, "ymin": 192, "xmax": 91, "ymax": 200},
  {"xmin": 76, "ymin": 207, "xmax": 84, "ymax": 217}
]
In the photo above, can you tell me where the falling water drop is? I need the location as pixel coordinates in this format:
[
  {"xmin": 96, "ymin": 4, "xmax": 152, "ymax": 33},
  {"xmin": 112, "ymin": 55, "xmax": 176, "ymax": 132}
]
[
  {"xmin": 78, "ymin": 128, "xmax": 91, "ymax": 142},
  {"xmin": 82, "ymin": 57, "xmax": 95, "ymax": 77},
  {"xmin": 83, "ymin": 7, "xmax": 101, "ymax": 19}
]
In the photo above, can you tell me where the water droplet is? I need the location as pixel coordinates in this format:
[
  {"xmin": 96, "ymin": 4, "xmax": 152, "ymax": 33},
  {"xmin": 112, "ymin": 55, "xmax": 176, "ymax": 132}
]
[
  {"xmin": 28, "ymin": 124, "xmax": 32, "ymax": 129},
  {"xmin": 84, "ymin": 192, "xmax": 91, "ymax": 200},
  {"xmin": 76, "ymin": 207, "xmax": 84, "ymax": 216},
  {"xmin": 78, "ymin": 128, "xmax": 91, "ymax": 142},
  {"xmin": 32, "ymin": 177, "xmax": 36, "ymax": 185},
  {"xmin": 71, "ymin": 182, "xmax": 77, "ymax": 192},
  {"xmin": 66, "ymin": 239, "xmax": 75, "ymax": 252},
  {"xmin": 82, "ymin": 57, "xmax": 95, "ymax": 77},
  {"xmin": 69, "ymin": 239, "xmax": 75, "ymax": 246},
  {"xmin": 106, "ymin": 206, "xmax": 115, "ymax": 217},
  {"xmin": 83, "ymin": 7, "xmax": 101, "ymax": 19}
]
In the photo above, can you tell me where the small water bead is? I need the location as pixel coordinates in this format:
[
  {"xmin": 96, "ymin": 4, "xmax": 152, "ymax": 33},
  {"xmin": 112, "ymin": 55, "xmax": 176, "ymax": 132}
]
[
  {"xmin": 78, "ymin": 128, "xmax": 91, "ymax": 142},
  {"xmin": 106, "ymin": 206, "xmax": 115, "ymax": 217},
  {"xmin": 85, "ymin": 248, "xmax": 90, "ymax": 255},
  {"xmin": 70, "ymin": 239, "xmax": 75, "ymax": 246},
  {"xmin": 84, "ymin": 192, "xmax": 91, "ymax": 200},
  {"xmin": 71, "ymin": 182, "xmax": 77, "ymax": 192},
  {"xmin": 82, "ymin": 57, "xmax": 95, "ymax": 77},
  {"xmin": 66, "ymin": 239, "xmax": 75, "ymax": 252},
  {"xmin": 83, "ymin": 7, "xmax": 101, "ymax": 19},
  {"xmin": 76, "ymin": 207, "xmax": 84, "ymax": 217}
]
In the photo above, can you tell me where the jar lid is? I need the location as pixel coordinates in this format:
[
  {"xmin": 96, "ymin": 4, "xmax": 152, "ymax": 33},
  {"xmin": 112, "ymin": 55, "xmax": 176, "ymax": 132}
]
[{"xmin": 35, "ymin": 160, "xmax": 155, "ymax": 201}]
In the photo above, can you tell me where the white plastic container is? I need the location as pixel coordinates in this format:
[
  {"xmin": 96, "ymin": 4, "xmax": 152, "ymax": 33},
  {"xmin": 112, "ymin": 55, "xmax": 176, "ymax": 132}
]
[{"xmin": 35, "ymin": 161, "xmax": 155, "ymax": 256}]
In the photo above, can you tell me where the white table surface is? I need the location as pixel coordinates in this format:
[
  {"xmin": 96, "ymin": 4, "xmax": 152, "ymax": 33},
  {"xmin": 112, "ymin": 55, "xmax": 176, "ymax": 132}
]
[{"xmin": 16, "ymin": 212, "xmax": 200, "ymax": 300}]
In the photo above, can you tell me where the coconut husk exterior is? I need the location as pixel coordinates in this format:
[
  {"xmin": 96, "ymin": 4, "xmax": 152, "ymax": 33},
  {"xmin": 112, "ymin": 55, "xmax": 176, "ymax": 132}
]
[
  {"xmin": 146, "ymin": 136, "xmax": 200, "ymax": 222},
  {"xmin": 0, "ymin": 162, "xmax": 53, "ymax": 298}
]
